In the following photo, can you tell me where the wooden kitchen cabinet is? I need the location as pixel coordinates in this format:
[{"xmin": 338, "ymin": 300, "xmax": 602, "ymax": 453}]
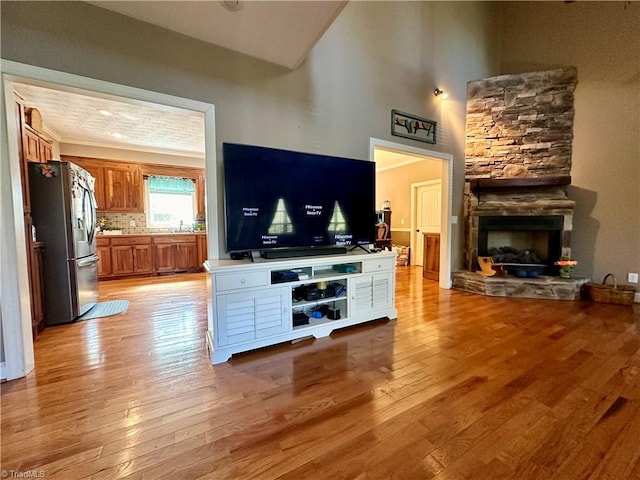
[
  {"xmin": 65, "ymin": 157, "xmax": 107, "ymax": 210},
  {"xmin": 176, "ymin": 242, "xmax": 198, "ymax": 270},
  {"xmin": 153, "ymin": 243, "xmax": 176, "ymax": 273},
  {"xmin": 110, "ymin": 236, "xmax": 153, "ymax": 275},
  {"xmin": 22, "ymin": 125, "xmax": 53, "ymax": 164},
  {"xmin": 104, "ymin": 163, "xmax": 143, "ymax": 212},
  {"xmin": 98, "ymin": 234, "xmax": 204, "ymax": 279},
  {"xmin": 197, "ymin": 234, "xmax": 208, "ymax": 268},
  {"xmin": 30, "ymin": 241, "xmax": 46, "ymax": 337},
  {"xmin": 153, "ymin": 235, "xmax": 200, "ymax": 273},
  {"xmin": 134, "ymin": 245, "xmax": 154, "ymax": 273},
  {"xmin": 64, "ymin": 157, "xmax": 142, "ymax": 212},
  {"xmin": 97, "ymin": 237, "xmax": 112, "ymax": 278},
  {"xmin": 423, "ymin": 233, "xmax": 440, "ymax": 281},
  {"xmin": 23, "ymin": 127, "xmax": 41, "ymax": 162},
  {"xmin": 39, "ymin": 138, "xmax": 53, "ymax": 162}
]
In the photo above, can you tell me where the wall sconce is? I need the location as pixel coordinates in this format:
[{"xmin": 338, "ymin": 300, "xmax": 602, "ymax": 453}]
[{"xmin": 433, "ymin": 88, "xmax": 448, "ymax": 100}]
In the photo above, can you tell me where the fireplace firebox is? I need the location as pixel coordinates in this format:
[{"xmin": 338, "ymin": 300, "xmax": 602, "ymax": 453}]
[{"xmin": 478, "ymin": 215, "xmax": 563, "ymax": 275}]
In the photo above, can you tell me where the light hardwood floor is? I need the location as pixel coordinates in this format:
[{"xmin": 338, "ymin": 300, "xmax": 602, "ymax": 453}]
[{"xmin": 2, "ymin": 267, "xmax": 639, "ymax": 479}]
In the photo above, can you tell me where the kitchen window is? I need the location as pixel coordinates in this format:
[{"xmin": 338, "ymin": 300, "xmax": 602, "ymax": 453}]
[{"xmin": 145, "ymin": 175, "xmax": 196, "ymax": 229}]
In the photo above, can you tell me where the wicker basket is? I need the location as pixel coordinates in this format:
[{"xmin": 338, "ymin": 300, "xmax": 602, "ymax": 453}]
[{"xmin": 584, "ymin": 274, "xmax": 636, "ymax": 306}]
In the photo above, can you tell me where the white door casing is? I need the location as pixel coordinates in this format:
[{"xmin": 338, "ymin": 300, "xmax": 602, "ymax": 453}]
[
  {"xmin": 1, "ymin": 60, "xmax": 217, "ymax": 380},
  {"xmin": 369, "ymin": 137, "xmax": 452, "ymax": 290}
]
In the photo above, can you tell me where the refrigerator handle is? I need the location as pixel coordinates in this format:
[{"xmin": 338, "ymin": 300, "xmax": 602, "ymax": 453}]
[{"xmin": 77, "ymin": 254, "xmax": 100, "ymax": 267}]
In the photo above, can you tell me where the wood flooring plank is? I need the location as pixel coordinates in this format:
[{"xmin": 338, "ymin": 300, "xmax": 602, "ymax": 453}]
[{"xmin": 1, "ymin": 268, "xmax": 638, "ymax": 479}]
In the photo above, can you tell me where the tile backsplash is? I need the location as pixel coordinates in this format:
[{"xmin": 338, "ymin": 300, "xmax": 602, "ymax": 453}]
[{"xmin": 98, "ymin": 212, "xmax": 171, "ymax": 234}]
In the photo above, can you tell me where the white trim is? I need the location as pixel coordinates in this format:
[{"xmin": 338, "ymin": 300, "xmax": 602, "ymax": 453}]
[
  {"xmin": 0, "ymin": 361, "xmax": 6, "ymax": 381},
  {"xmin": 376, "ymin": 157, "xmax": 423, "ymax": 173},
  {"xmin": 370, "ymin": 138, "xmax": 453, "ymax": 289},
  {"xmin": 390, "ymin": 227, "xmax": 412, "ymax": 232},
  {"xmin": 1, "ymin": 60, "xmax": 218, "ymax": 380}
]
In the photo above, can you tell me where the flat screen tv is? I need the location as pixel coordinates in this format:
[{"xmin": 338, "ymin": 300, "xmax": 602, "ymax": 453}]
[{"xmin": 223, "ymin": 143, "xmax": 376, "ymax": 254}]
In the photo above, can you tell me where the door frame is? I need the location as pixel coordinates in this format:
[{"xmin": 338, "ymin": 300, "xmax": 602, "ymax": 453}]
[
  {"xmin": 411, "ymin": 179, "xmax": 442, "ymax": 267},
  {"xmin": 369, "ymin": 138, "xmax": 453, "ymax": 289},
  {"xmin": 1, "ymin": 60, "xmax": 217, "ymax": 380}
]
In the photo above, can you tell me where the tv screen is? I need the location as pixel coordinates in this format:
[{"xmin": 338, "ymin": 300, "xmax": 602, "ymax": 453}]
[{"xmin": 223, "ymin": 143, "xmax": 376, "ymax": 253}]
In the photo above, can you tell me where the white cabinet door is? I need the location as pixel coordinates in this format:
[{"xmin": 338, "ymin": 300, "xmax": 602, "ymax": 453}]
[
  {"xmin": 216, "ymin": 287, "xmax": 290, "ymax": 347},
  {"xmin": 349, "ymin": 273, "xmax": 392, "ymax": 317}
]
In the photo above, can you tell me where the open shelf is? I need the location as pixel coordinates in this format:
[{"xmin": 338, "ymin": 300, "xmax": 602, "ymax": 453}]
[{"xmin": 271, "ymin": 262, "xmax": 361, "ymax": 285}]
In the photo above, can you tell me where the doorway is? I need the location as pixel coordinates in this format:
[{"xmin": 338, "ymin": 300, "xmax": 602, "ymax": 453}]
[
  {"xmin": 369, "ymin": 138, "xmax": 452, "ymax": 290},
  {"xmin": 1, "ymin": 60, "xmax": 217, "ymax": 380},
  {"xmin": 412, "ymin": 179, "xmax": 442, "ymax": 268}
]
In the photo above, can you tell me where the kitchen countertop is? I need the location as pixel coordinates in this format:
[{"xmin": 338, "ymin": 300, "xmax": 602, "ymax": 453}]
[{"xmin": 98, "ymin": 232, "xmax": 206, "ymax": 236}]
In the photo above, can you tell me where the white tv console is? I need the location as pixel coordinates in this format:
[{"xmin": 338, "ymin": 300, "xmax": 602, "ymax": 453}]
[{"xmin": 204, "ymin": 250, "xmax": 397, "ymax": 364}]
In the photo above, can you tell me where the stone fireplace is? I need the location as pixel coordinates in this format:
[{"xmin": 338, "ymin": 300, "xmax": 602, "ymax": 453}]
[
  {"xmin": 452, "ymin": 67, "xmax": 587, "ymax": 300},
  {"xmin": 465, "ymin": 175, "xmax": 575, "ymax": 274}
]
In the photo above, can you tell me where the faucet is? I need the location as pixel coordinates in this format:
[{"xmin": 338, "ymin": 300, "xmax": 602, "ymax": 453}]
[{"xmin": 179, "ymin": 220, "xmax": 183, "ymax": 232}]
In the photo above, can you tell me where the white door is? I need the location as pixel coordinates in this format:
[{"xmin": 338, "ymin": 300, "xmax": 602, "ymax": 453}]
[{"xmin": 414, "ymin": 181, "xmax": 441, "ymax": 266}]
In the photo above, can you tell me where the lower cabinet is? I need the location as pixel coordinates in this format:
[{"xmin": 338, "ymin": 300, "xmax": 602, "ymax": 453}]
[
  {"xmin": 111, "ymin": 244, "xmax": 153, "ymax": 275},
  {"xmin": 97, "ymin": 234, "xmax": 206, "ymax": 279},
  {"xmin": 348, "ymin": 272, "xmax": 393, "ymax": 317},
  {"xmin": 30, "ymin": 242, "xmax": 46, "ymax": 337},
  {"xmin": 97, "ymin": 238, "xmax": 112, "ymax": 278},
  {"xmin": 108, "ymin": 236, "xmax": 153, "ymax": 276},
  {"xmin": 197, "ymin": 234, "xmax": 208, "ymax": 268},
  {"xmin": 205, "ymin": 251, "xmax": 398, "ymax": 364},
  {"xmin": 153, "ymin": 235, "xmax": 200, "ymax": 273},
  {"xmin": 216, "ymin": 287, "xmax": 290, "ymax": 347},
  {"xmin": 153, "ymin": 243, "xmax": 176, "ymax": 273}
]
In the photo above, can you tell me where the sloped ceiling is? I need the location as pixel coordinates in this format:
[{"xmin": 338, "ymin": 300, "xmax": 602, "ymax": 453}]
[
  {"xmin": 86, "ymin": 1, "xmax": 347, "ymax": 70},
  {"xmin": 14, "ymin": 1, "xmax": 349, "ymax": 160},
  {"xmin": 14, "ymin": 1, "xmax": 416, "ymax": 171}
]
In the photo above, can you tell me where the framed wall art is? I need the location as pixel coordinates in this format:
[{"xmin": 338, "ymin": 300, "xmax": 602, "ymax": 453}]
[{"xmin": 391, "ymin": 109, "xmax": 437, "ymax": 144}]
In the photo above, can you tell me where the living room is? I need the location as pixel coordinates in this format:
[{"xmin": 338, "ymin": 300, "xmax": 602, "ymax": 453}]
[{"xmin": 1, "ymin": 1, "xmax": 638, "ymax": 478}]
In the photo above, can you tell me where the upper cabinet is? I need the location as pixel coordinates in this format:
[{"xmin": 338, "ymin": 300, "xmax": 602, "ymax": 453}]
[
  {"xmin": 63, "ymin": 157, "xmax": 106, "ymax": 210},
  {"xmin": 104, "ymin": 163, "xmax": 143, "ymax": 212},
  {"xmin": 63, "ymin": 156, "xmax": 143, "ymax": 212},
  {"xmin": 21, "ymin": 108, "xmax": 53, "ymax": 164},
  {"xmin": 63, "ymin": 156, "xmax": 205, "ymax": 215}
]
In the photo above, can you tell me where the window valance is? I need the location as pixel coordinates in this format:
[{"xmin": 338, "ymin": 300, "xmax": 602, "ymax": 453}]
[{"xmin": 147, "ymin": 175, "xmax": 195, "ymax": 194}]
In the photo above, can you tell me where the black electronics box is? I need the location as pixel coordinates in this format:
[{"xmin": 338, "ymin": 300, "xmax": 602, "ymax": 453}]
[
  {"xmin": 327, "ymin": 308, "xmax": 341, "ymax": 320},
  {"xmin": 293, "ymin": 311, "xmax": 309, "ymax": 326},
  {"xmin": 271, "ymin": 270, "xmax": 299, "ymax": 284},
  {"xmin": 294, "ymin": 285, "xmax": 321, "ymax": 301}
]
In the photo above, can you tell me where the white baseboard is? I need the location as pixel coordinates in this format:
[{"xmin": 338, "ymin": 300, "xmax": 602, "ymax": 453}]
[{"xmin": 0, "ymin": 361, "xmax": 6, "ymax": 381}]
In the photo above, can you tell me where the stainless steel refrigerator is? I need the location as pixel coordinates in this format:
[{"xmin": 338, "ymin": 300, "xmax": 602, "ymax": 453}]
[{"xmin": 29, "ymin": 161, "xmax": 99, "ymax": 325}]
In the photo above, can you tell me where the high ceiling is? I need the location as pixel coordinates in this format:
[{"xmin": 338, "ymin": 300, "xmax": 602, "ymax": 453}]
[
  {"xmin": 13, "ymin": 1, "xmax": 422, "ymax": 171},
  {"xmin": 87, "ymin": 1, "xmax": 347, "ymax": 70}
]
